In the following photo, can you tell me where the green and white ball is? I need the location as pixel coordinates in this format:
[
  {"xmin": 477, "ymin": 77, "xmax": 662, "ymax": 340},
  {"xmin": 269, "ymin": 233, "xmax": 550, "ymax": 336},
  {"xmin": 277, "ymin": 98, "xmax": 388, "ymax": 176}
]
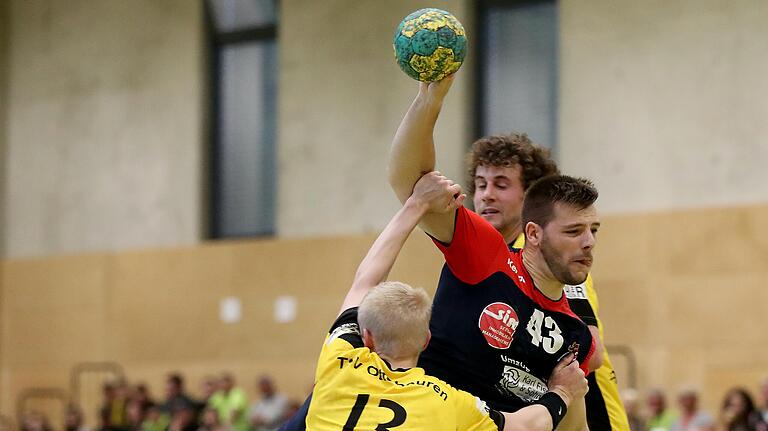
[{"xmin": 393, "ymin": 8, "xmax": 467, "ymax": 82}]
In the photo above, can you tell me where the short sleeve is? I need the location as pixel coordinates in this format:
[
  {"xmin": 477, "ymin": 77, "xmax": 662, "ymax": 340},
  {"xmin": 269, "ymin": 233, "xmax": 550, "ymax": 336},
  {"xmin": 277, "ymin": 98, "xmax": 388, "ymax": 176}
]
[
  {"xmin": 327, "ymin": 307, "xmax": 364, "ymax": 349},
  {"xmin": 453, "ymin": 389, "xmax": 505, "ymax": 431},
  {"xmin": 432, "ymin": 207, "xmax": 510, "ymax": 285},
  {"xmin": 564, "ymin": 279, "xmax": 598, "ymax": 327}
]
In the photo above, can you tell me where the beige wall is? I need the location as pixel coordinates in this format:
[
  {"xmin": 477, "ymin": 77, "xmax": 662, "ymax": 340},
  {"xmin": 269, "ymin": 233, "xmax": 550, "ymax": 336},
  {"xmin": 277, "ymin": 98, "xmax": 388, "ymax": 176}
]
[
  {"xmin": 559, "ymin": 0, "xmax": 768, "ymax": 214},
  {"xmin": 3, "ymin": 0, "xmax": 205, "ymax": 258},
  {"xmin": 1, "ymin": 205, "xmax": 767, "ymax": 422},
  {"xmin": 6, "ymin": 0, "xmax": 767, "ymax": 255},
  {"xmin": 277, "ymin": 0, "xmax": 473, "ymax": 237},
  {"xmin": 0, "ymin": 230, "xmax": 446, "ymax": 423}
]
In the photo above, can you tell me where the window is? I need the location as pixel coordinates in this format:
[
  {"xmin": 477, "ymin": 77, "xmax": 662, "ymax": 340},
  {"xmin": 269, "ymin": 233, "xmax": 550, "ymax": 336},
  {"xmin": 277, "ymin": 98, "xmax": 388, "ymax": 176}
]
[
  {"xmin": 206, "ymin": 0, "xmax": 277, "ymax": 238},
  {"xmin": 477, "ymin": 0, "xmax": 558, "ymax": 151}
]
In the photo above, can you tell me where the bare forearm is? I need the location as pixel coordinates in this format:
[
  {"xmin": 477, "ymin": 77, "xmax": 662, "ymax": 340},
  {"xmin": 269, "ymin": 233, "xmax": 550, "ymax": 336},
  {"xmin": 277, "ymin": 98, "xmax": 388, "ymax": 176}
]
[
  {"xmin": 388, "ymin": 94, "xmax": 443, "ymax": 203},
  {"xmin": 503, "ymin": 406, "xmax": 553, "ymax": 431},
  {"xmin": 340, "ymin": 198, "xmax": 427, "ymax": 312}
]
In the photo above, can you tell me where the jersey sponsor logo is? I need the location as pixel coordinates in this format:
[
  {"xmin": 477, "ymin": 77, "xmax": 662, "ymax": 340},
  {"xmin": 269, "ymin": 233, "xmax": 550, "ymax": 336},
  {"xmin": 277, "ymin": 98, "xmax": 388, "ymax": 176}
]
[
  {"xmin": 564, "ymin": 283, "xmax": 588, "ymax": 300},
  {"xmin": 496, "ymin": 365, "xmax": 547, "ymax": 402},
  {"xmin": 507, "ymin": 258, "xmax": 527, "ymax": 284},
  {"xmin": 478, "ymin": 302, "xmax": 519, "ymax": 349},
  {"xmin": 327, "ymin": 322, "xmax": 359, "ymax": 344}
]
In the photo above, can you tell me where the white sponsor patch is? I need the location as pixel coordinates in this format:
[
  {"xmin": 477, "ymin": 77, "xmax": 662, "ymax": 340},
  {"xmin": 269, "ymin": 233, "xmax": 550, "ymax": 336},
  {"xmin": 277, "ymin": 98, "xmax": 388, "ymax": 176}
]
[
  {"xmin": 496, "ymin": 365, "xmax": 547, "ymax": 402},
  {"xmin": 564, "ymin": 283, "xmax": 588, "ymax": 300},
  {"xmin": 327, "ymin": 322, "xmax": 359, "ymax": 344}
]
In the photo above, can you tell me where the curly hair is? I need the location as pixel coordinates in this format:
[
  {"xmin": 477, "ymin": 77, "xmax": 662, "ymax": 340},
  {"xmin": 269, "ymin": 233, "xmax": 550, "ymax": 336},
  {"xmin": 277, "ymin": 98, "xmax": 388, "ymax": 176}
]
[{"xmin": 466, "ymin": 133, "xmax": 559, "ymax": 195}]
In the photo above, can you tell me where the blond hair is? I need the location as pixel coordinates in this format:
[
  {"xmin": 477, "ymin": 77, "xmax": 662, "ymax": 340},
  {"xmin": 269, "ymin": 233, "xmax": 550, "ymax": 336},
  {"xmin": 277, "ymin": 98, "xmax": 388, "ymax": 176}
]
[{"xmin": 357, "ymin": 281, "xmax": 432, "ymax": 359}]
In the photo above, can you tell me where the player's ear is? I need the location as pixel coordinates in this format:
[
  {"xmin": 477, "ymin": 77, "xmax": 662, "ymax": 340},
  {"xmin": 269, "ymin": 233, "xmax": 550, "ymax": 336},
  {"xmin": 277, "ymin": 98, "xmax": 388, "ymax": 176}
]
[
  {"xmin": 421, "ymin": 329, "xmax": 432, "ymax": 352},
  {"xmin": 362, "ymin": 328, "xmax": 375, "ymax": 350},
  {"xmin": 524, "ymin": 221, "xmax": 543, "ymax": 246}
]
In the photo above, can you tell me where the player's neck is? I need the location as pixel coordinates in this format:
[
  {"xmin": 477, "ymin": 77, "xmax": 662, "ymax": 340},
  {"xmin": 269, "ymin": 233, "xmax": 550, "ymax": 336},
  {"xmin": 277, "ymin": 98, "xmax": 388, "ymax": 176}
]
[
  {"xmin": 379, "ymin": 353, "xmax": 418, "ymax": 370},
  {"xmin": 501, "ymin": 223, "xmax": 522, "ymax": 245},
  {"xmin": 521, "ymin": 247, "xmax": 564, "ymax": 300}
]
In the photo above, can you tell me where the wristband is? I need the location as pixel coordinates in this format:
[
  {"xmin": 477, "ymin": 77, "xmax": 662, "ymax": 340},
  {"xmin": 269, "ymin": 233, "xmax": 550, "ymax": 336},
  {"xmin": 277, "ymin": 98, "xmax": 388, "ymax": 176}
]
[{"xmin": 534, "ymin": 392, "xmax": 567, "ymax": 430}]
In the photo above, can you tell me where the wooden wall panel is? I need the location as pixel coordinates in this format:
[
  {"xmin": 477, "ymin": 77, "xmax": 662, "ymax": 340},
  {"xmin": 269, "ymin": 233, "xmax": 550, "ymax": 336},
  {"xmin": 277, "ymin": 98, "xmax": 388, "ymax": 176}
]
[{"xmin": 1, "ymin": 205, "xmax": 767, "ymax": 420}]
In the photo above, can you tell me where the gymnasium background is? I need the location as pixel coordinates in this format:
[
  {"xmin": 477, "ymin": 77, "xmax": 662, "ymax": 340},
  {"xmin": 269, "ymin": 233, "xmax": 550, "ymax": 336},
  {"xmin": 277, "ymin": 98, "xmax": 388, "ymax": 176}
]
[{"xmin": 1, "ymin": 0, "xmax": 767, "ymax": 429}]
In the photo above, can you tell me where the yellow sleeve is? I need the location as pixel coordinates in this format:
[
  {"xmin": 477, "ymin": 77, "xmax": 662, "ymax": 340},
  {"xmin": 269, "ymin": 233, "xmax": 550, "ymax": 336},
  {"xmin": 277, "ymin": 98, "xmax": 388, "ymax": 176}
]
[{"xmin": 453, "ymin": 389, "xmax": 503, "ymax": 431}]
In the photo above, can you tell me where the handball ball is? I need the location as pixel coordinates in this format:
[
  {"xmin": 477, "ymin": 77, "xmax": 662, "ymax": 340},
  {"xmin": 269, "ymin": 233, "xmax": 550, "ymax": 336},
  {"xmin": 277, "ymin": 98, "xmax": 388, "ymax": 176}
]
[{"xmin": 393, "ymin": 8, "xmax": 467, "ymax": 82}]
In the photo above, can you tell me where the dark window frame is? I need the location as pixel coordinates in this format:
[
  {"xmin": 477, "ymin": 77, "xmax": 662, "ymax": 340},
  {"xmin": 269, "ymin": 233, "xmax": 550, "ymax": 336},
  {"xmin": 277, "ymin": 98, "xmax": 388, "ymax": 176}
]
[
  {"xmin": 204, "ymin": 0, "xmax": 278, "ymax": 239},
  {"xmin": 473, "ymin": 0, "xmax": 558, "ymax": 149}
]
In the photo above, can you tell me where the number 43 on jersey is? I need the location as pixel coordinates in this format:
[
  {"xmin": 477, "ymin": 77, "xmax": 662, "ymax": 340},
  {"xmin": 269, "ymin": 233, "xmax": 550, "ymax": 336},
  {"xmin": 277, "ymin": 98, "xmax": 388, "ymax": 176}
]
[{"xmin": 526, "ymin": 309, "xmax": 564, "ymax": 354}]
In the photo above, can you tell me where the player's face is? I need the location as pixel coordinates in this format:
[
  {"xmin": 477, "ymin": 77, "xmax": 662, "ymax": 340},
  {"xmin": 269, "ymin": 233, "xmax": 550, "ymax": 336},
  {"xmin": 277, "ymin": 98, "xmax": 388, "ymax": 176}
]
[
  {"xmin": 473, "ymin": 164, "xmax": 526, "ymax": 239},
  {"xmin": 539, "ymin": 203, "xmax": 600, "ymax": 285}
]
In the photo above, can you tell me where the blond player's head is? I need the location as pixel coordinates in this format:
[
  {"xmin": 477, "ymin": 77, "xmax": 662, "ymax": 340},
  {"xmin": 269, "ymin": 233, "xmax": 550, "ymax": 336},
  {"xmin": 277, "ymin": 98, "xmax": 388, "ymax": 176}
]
[{"xmin": 357, "ymin": 281, "xmax": 432, "ymax": 360}]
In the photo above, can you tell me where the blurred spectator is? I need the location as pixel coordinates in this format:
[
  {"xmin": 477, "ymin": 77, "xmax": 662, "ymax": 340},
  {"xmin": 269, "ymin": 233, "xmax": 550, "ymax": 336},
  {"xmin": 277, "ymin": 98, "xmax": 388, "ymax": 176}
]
[
  {"xmin": 759, "ymin": 379, "xmax": 768, "ymax": 426},
  {"xmin": 97, "ymin": 408, "xmax": 122, "ymax": 431},
  {"xmin": 208, "ymin": 374, "xmax": 248, "ymax": 431},
  {"xmin": 718, "ymin": 388, "xmax": 766, "ymax": 431},
  {"xmin": 162, "ymin": 373, "xmax": 198, "ymax": 415},
  {"xmin": 126, "ymin": 399, "xmax": 145, "ymax": 431},
  {"xmin": 65, "ymin": 405, "xmax": 91, "ymax": 431},
  {"xmin": 648, "ymin": 388, "xmax": 677, "ymax": 431},
  {"xmin": 248, "ymin": 376, "xmax": 289, "ymax": 431},
  {"xmin": 621, "ymin": 388, "xmax": 645, "ymax": 431},
  {"xmin": 168, "ymin": 406, "xmax": 197, "ymax": 431},
  {"xmin": 198, "ymin": 376, "xmax": 219, "ymax": 413},
  {"xmin": 140, "ymin": 406, "xmax": 169, "ymax": 431},
  {"xmin": 133, "ymin": 384, "xmax": 156, "ymax": 412},
  {"xmin": 101, "ymin": 381, "xmax": 129, "ymax": 430},
  {"xmin": 197, "ymin": 408, "xmax": 225, "ymax": 431},
  {"xmin": 671, "ymin": 387, "xmax": 714, "ymax": 431},
  {"xmin": 21, "ymin": 412, "xmax": 51, "ymax": 431}
]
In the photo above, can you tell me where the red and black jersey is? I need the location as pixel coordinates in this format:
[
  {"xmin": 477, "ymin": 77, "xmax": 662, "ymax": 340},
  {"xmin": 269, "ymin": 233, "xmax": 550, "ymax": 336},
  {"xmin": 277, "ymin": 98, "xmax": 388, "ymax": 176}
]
[{"xmin": 417, "ymin": 206, "xmax": 595, "ymax": 413}]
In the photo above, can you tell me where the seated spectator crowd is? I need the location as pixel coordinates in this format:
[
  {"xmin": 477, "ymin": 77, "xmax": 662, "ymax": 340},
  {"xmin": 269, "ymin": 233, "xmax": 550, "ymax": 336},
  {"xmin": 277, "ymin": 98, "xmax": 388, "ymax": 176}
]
[
  {"xmin": 53, "ymin": 373, "xmax": 298, "ymax": 431},
  {"xmin": 20, "ymin": 374, "xmax": 768, "ymax": 431}
]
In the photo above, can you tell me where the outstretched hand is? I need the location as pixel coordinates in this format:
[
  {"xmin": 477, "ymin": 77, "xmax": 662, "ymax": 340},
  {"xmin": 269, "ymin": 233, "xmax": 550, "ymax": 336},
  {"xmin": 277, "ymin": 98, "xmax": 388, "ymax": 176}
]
[
  {"xmin": 417, "ymin": 74, "xmax": 456, "ymax": 106},
  {"xmin": 547, "ymin": 353, "xmax": 588, "ymax": 405},
  {"xmin": 411, "ymin": 171, "xmax": 465, "ymax": 214}
]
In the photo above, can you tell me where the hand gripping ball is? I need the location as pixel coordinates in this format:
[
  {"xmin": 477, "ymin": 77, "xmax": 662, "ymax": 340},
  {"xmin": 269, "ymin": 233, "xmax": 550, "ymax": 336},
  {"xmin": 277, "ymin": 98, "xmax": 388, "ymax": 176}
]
[{"xmin": 393, "ymin": 8, "xmax": 467, "ymax": 82}]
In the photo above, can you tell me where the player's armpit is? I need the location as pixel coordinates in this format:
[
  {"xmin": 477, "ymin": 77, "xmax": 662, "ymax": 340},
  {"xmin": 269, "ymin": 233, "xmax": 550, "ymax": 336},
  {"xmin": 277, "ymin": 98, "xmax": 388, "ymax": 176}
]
[
  {"xmin": 419, "ymin": 209, "xmax": 457, "ymax": 244},
  {"xmin": 586, "ymin": 326, "xmax": 604, "ymax": 372}
]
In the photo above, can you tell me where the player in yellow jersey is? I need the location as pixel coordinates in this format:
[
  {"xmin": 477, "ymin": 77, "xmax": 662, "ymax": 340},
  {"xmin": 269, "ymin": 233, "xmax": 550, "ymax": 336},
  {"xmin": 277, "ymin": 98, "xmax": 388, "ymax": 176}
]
[{"xmin": 306, "ymin": 171, "xmax": 588, "ymax": 431}]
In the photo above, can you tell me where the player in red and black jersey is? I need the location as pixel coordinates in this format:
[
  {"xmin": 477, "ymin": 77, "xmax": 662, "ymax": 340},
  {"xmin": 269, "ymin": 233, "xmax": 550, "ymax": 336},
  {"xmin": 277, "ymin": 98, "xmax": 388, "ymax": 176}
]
[
  {"xmin": 412, "ymin": 173, "xmax": 598, "ymax": 431},
  {"xmin": 388, "ymin": 77, "xmax": 602, "ymax": 430}
]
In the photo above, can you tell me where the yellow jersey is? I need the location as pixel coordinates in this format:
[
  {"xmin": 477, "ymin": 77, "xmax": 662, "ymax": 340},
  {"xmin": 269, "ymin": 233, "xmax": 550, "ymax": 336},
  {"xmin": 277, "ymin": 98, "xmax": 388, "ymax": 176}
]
[
  {"xmin": 306, "ymin": 308, "xmax": 504, "ymax": 431},
  {"xmin": 513, "ymin": 234, "xmax": 629, "ymax": 431}
]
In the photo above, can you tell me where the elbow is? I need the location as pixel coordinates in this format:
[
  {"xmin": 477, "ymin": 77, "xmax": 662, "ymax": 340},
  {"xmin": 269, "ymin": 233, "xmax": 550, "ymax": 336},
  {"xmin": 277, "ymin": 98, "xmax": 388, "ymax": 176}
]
[{"xmin": 386, "ymin": 171, "xmax": 412, "ymax": 204}]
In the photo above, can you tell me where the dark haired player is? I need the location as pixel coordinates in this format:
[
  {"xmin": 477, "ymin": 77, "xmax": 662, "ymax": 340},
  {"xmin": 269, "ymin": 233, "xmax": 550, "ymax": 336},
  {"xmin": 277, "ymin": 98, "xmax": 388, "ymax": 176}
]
[
  {"xmin": 306, "ymin": 171, "xmax": 588, "ymax": 431},
  {"xmin": 388, "ymin": 75, "xmax": 630, "ymax": 431}
]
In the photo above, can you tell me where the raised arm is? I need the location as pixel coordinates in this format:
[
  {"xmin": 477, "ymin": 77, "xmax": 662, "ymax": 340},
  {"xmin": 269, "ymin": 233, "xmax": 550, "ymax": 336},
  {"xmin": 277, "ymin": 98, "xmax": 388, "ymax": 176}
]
[
  {"xmin": 387, "ymin": 77, "xmax": 458, "ymax": 243},
  {"xmin": 339, "ymin": 172, "xmax": 464, "ymax": 314}
]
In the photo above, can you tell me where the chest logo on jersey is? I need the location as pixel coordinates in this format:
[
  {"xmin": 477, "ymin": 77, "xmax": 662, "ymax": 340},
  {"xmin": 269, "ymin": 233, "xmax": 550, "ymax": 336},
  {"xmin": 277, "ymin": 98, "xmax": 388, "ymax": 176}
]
[{"xmin": 478, "ymin": 302, "xmax": 519, "ymax": 349}]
